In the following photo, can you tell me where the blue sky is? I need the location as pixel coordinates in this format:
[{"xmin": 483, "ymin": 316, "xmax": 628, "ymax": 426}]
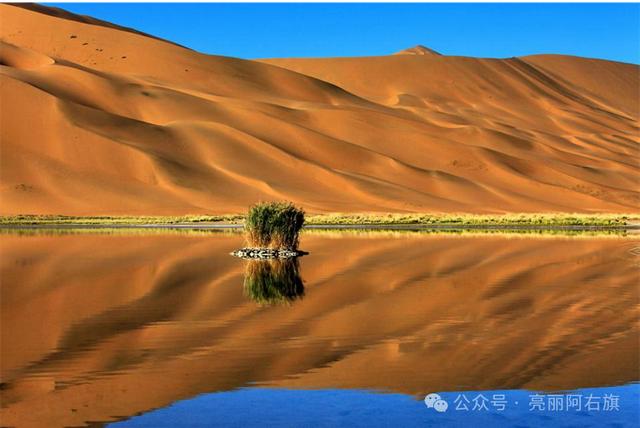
[{"xmin": 47, "ymin": 3, "xmax": 640, "ymax": 64}]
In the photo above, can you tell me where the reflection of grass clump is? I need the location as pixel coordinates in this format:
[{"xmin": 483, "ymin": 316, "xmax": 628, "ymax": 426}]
[
  {"xmin": 245, "ymin": 202, "xmax": 305, "ymax": 249},
  {"xmin": 244, "ymin": 258, "xmax": 304, "ymax": 305}
]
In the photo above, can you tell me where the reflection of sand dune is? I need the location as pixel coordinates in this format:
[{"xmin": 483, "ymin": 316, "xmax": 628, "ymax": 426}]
[
  {"xmin": 1, "ymin": 4, "xmax": 639, "ymax": 215},
  {"xmin": 1, "ymin": 233, "xmax": 638, "ymax": 426}
]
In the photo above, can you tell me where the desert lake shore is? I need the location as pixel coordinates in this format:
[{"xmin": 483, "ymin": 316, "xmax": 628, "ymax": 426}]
[{"xmin": 2, "ymin": 213, "xmax": 639, "ymax": 231}]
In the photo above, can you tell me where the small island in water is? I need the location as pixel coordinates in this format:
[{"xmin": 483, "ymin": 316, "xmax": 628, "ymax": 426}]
[{"xmin": 230, "ymin": 202, "xmax": 308, "ymax": 259}]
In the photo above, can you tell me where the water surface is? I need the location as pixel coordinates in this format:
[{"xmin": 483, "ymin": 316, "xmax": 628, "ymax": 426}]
[{"xmin": 1, "ymin": 230, "xmax": 638, "ymax": 426}]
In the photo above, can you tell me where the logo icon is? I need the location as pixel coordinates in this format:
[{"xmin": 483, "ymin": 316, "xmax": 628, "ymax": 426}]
[{"xmin": 424, "ymin": 393, "xmax": 449, "ymax": 413}]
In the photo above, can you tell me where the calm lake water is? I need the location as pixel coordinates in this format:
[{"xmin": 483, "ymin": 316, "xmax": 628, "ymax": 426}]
[{"xmin": 1, "ymin": 230, "xmax": 638, "ymax": 427}]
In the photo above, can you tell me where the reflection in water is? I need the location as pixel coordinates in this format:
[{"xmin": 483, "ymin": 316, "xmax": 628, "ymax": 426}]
[
  {"xmin": 0, "ymin": 231, "xmax": 637, "ymax": 427},
  {"xmin": 244, "ymin": 258, "xmax": 305, "ymax": 305}
]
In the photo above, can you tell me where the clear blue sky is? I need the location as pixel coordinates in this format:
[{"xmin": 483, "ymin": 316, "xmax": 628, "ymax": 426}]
[{"xmin": 47, "ymin": 3, "xmax": 640, "ymax": 64}]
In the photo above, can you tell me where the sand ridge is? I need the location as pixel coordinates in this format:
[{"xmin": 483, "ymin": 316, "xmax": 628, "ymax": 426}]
[{"xmin": 1, "ymin": 4, "xmax": 638, "ymax": 215}]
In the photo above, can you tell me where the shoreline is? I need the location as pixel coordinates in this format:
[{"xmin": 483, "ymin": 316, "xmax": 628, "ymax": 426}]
[
  {"xmin": 1, "ymin": 223, "xmax": 638, "ymax": 231},
  {"xmin": 1, "ymin": 213, "xmax": 638, "ymax": 228}
]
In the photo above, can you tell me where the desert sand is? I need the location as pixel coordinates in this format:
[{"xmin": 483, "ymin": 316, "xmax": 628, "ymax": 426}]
[
  {"xmin": 1, "ymin": 4, "xmax": 638, "ymax": 215},
  {"xmin": 1, "ymin": 232, "xmax": 638, "ymax": 426}
]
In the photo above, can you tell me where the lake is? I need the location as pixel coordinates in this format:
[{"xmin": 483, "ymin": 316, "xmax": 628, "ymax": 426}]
[{"xmin": 1, "ymin": 229, "xmax": 638, "ymax": 427}]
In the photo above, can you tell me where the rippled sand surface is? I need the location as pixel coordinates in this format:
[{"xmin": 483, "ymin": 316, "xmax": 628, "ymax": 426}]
[{"xmin": 2, "ymin": 4, "xmax": 638, "ymax": 215}]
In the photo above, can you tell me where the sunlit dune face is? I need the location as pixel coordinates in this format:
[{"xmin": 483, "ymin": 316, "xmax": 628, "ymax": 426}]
[{"xmin": 0, "ymin": 3, "xmax": 638, "ymax": 216}]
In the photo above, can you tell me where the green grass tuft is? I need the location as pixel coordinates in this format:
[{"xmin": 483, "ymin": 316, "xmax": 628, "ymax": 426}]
[{"xmin": 244, "ymin": 202, "xmax": 305, "ymax": 249}]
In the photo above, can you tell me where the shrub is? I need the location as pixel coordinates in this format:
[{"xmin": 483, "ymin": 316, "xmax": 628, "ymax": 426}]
[
  {"xmin": 243, "ymin": 258, "xmax": 304, "ymax": 305},
  {"xmin": 245, "ymin": 201, "xmax": 305, "ymax": 249}
]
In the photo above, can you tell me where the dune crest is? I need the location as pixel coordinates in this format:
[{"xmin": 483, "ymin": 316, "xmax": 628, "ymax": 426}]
[
  {"xmin": 394, "ymin": 44, "xmax": 442, "ymax": 56},
  {"xmin": 1, "ymin": 4, "xmax": 638, "ymax": 215}
]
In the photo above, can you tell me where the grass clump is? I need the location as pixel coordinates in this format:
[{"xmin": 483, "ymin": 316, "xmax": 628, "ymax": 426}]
[
  {"xmin": 245, "ymin": 202, "xmax": 305, "ymax": 250},
  {"xmin": 243, "ymin": 259, "xmax": 304, "ymax": 305}
]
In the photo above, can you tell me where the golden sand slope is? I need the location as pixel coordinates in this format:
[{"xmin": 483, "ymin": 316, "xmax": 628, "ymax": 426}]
[
  {"xmin": 1, "ymin": 233, "xmax": 638, "ymax": 426},
  {"xmin": 1, "ymin": 4, "xmax": 638, "ymax": 215}
]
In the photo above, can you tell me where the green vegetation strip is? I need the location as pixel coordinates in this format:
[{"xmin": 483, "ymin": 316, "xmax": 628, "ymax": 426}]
[
  {"xmin": 0, "ymin": 227, "xmax": 632, "ymax": 238},
  {"xmin": 1, "ymin": 213, "xmax": 638, "ymax": 227},
  {"xmin": 306, "ymin": 213, "xmax": 638, "ymax": 226},
  {"xmin": 0, "ymin": 214, "xmax": 244, "ymax": 225}
]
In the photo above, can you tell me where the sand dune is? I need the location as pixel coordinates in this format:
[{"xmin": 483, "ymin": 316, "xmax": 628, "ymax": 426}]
[
  {"xmin": 1, "ymin": 4, "xmax": 638, "ymax": 215},
  {"xmin": 0, "ymin": 232, "xmax": 637, "ymax": 426}
]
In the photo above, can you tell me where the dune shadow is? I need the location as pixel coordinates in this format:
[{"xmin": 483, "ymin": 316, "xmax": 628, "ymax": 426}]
[{"xmin": 243, "ymin": 258, "xmax": 305, "ymax": 305}]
